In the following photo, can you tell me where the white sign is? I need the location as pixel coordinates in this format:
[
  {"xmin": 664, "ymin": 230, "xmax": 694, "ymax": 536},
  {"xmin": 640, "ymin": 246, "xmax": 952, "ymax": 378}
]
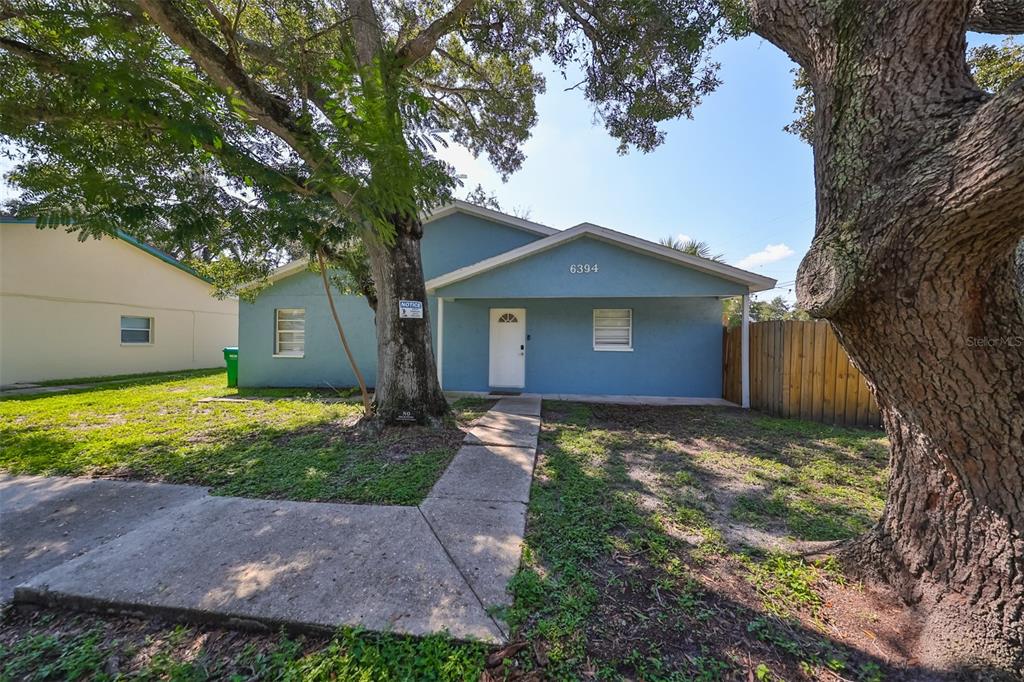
[
  {"xmin": 399, "ymin": 300, "xmax": 424, "ymax": 319},
  {"xmin": 569, "ymin": 263, "xmax": 599, "ymax": 274}
]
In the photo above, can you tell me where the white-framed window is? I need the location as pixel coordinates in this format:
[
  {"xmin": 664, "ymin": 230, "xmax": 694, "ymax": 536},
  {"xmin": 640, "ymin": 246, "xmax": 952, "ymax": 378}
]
[
  {"xmin": 274, "ymin": 308, "xmax": 305, "ymax": 357},
  {"xmin": 120, "ymin": 316, "xmax": 153, "ymax": 344},
  {"xmin": 593, "ymin": 308, "xmax": 632, "ymax": 351}
]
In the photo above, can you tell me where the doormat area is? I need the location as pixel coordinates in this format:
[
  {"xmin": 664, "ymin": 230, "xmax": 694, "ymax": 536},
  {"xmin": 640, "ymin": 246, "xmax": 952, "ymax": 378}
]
[{"xmin": 488, "ymin": 391, "xmax": 522, "ymax": 396}]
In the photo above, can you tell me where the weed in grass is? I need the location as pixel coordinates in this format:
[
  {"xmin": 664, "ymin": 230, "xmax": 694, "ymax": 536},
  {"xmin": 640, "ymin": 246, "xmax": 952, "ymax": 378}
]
[
  {"xmin": 746, "ymin": 616, "xmax": 869, "ymax": 680},
  {"xmin": 858, "ymin": 661, "xmax": 884, "ymax": 682},
  {"xmin": 685, "ymin": 654, "xmax": 734, "ymax": 681},
  {"xmin": 0, "ymin": 630, "xmax": 106, "ymax": 681},
  {"xmin": 669, "ymin": 468, "xmax": 698, "ymax": 488},
  {"xmin": 741, "ymin": 552, "xmax": 841, "ymax": 619},
  {"xmin": 270, "ymin": 629, "xmax": 486, "ymax": 681},
  {"xmin": 509, "ymin": 404, "xmax": 895, "ymax": 680},
  {"xmin": 444, "ymin": 397, "xmax": 497, "ymax": 425},
  {"xmin": 732, "ymin": 485, "xmax": 879, "ymax": 541}
]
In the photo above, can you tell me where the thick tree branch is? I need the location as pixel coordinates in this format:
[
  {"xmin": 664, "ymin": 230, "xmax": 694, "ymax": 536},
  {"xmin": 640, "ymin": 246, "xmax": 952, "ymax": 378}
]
[
  {"xmin": 967, "ymin": 0, "xmax": 1024, "ymax": 34},
  {"xmin": 948, "ymin": 80, "xmax": 1024, "ymax": 228},
  {"xmin": 745, "ymin": 0, "xmax": 822, "ymax": 67},
  {"xmin": 4, "ymin": 100, "xmax": 318, "ymax": 197},
  {"xmin": 346, "ymin": 0, "xmax": 384, "ymax": 68},
  {"xmin": 196, "ymin": 0, "xmax": 241, "ymax": 59},
  {"xmin": 394, "ymin": 0, "xmax": 478, "ymax": 67},
  {"xmin": 134, "ymin": 0, "xmax": 292, "ymax": 131},
  {"xmin": 554, "ymin": 0, "xmax": 602, "ymax": 43},
  {"xmin": 133, "ymin": 0, "xmax": 351, "ymax": 204},
  {"xmin": 0, "ymin": 37, "xmax": 65, "ymax": 73}
]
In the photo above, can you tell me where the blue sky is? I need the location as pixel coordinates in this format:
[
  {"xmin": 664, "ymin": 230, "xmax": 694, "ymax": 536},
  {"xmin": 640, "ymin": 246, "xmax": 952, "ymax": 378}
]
[{"xmin": 439, "ymin": 35, "xmax": 814, "ymax": 302}]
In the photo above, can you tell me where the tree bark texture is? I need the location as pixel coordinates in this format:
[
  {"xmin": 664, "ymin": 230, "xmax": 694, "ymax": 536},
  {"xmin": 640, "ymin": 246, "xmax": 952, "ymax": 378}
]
[
  {"xmin": 749, "ymin": 0, "xmax": 1024, "ymax": 674},
  {"xmin": 364, "ymin": 215, "xmax": 448, "ymax": 424}
]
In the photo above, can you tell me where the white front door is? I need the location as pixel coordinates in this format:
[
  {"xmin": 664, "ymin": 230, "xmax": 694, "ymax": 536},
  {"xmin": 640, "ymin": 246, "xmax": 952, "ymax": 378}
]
[{"xmin": 489, "ymin": 308, "xmax": 526, "ymax": 389}]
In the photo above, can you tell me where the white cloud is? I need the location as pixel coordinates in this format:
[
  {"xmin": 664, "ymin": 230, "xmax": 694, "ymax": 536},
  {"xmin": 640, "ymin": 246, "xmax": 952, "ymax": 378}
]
[
  {"xmin": 675, "ymin": 233, "xmax": 693, "ymax": 244},
  {"xmin": 736, "ymin": 243, "xmax": 795, "ymax": 270}
]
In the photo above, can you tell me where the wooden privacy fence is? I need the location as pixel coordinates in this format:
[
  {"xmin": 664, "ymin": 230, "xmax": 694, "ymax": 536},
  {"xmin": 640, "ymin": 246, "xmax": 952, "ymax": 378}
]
[{"xmin": 723, "ymin": 320, "xmax": 881, "ymax": 428}]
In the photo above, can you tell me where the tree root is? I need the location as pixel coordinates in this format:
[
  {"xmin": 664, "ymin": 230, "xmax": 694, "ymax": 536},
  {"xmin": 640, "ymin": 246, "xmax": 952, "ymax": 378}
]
[{"xmin": 838, "ymin": 529, "xmax": 1023, "ymax": 679}]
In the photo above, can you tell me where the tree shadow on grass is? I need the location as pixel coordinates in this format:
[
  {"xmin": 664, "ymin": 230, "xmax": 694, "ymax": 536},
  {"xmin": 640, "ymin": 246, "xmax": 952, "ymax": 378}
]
[
  {"xmin": 500, "ymin": 402, "xmax": 1001, "ymax": 681},
  {"xmin": 0, "ymin": 428, "xmax": 83, "ymax": 474}
]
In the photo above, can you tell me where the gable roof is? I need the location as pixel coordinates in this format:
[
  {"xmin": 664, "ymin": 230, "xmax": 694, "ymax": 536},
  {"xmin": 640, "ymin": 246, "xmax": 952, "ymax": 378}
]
[
  {"xmin": 426, "ymin": 222, "xmax": 777, "ymax": 294},
  {"xmin": 0, "ymin": 216, "xmax": 210, "ymax": 283},
  {"xmin": 242, "ymin": 200, "xmax": 558, "ymax": 290},
  {"xmin": 427, "ymin": 200, "xmax": 557, "ymax": 237}
]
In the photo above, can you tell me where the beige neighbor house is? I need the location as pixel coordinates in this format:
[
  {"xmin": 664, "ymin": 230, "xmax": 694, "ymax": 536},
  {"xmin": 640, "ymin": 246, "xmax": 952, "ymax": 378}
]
[{"xmin": 0, "ymin": 218, "xmax": 238, "ymax": 386}]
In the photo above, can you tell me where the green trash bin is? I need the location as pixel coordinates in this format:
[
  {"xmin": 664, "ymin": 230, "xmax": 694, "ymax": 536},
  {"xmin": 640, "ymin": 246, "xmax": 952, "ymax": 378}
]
[{"xmin": 223, "ymin": 347, "xmax": 239, "ymax": 388}]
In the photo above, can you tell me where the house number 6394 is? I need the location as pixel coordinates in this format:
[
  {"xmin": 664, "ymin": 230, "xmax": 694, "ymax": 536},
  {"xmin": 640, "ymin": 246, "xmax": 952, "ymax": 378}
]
[{"xmin": 569, "ymin": 263, "xmax": 599, "ymax": 274}]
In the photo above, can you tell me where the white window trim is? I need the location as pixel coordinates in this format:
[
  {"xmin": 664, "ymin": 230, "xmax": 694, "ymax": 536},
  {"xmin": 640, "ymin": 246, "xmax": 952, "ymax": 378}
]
[
  {"xmin": 593, "ymin": 308, "xmax": 633, "ymax": 352},
  {"xmin": 120, "ymin": 316, "xmax": 154, "ymax": 346},
  {"xmin": 274, "ymin": 308, "xmax": 305, "ymax": 358}
]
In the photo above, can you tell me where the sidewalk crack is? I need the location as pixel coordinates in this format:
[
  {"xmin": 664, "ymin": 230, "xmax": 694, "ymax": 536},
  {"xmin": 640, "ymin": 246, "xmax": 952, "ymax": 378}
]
[{"xmin": 415, "ymin": 505, "xmax": 508, "ymax": 641}]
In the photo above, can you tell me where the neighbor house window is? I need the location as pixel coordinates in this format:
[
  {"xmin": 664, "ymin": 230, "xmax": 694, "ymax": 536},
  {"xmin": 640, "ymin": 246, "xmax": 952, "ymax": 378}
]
[
  {"xmin": 274, "ymin": 308, "xmax": 305, "ymax": 357},
  {"xmin": 120, "ymin": 316, "xmax": 153, "ymax": 344},
  {"xmin": 593, "ymin": 309, "xmax": 632, "ymax": 351}
]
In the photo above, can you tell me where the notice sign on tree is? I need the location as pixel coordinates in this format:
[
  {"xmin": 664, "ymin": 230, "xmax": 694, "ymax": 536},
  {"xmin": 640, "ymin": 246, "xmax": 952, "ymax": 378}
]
[{"xmin": 399, "ymin": 300, "xmax": 424, "ymax": 319}]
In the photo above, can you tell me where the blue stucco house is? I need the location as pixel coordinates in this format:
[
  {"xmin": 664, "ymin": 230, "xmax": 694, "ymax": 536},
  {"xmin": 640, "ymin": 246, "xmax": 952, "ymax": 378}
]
[{"xmin": 238, "ymin": 202, "xmax": 774, "ymax": 401}]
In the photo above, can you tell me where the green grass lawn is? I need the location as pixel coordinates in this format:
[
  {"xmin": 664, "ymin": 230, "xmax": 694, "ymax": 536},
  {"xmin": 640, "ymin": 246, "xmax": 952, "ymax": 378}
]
[
  {"xmin": 0, "ymin": 371, "xmax": 483, "ymax": 505},
  {"xmin": 2, "ymin": 396, "xmax": 908, "ymax": 681}
]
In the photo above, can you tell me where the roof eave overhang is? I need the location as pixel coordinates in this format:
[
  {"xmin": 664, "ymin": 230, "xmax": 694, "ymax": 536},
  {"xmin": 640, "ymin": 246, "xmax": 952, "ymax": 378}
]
[{"xmin": 237, "ymin": 257, "xmax": 310, "ymax": 292}]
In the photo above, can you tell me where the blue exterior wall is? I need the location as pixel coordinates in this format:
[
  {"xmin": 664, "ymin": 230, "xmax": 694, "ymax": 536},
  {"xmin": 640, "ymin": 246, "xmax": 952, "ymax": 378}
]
[
  {"xmin": 239, "ymin": 212, "xmax": 736, "ymax": 395},
  {"xmin": 238, "ymin": 211, "xmax": 540, "ymax": 387},
  {"xmin": 238, "ymin": 272, "xmax": 382, "ymax": 388},
  {"xmin": 441, "ymin": 297, "xmax": 725, "ymax": 397},
  {"xmin": 420, "ymin": 212, "xmax": 543, "ymax": 279},
  {"xmin": 434, "ymin": 236, "xmax": 747, "ymax": 298}
]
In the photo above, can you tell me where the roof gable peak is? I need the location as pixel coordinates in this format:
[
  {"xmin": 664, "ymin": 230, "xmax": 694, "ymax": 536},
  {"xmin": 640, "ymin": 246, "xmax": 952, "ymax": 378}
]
[{"xmin": 426, "ymin": 221, "xmax": 776, "ymax": 293}]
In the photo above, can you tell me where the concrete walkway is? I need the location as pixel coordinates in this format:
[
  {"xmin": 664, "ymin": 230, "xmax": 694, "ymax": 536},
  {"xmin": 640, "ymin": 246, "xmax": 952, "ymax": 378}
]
[
  {"xmin": 2, "ymin": 397, "xmax": 542, "ymax": 643},
  {"xmin": 0, "ymin": 383, "xmax": 99, "ymax": 397}
]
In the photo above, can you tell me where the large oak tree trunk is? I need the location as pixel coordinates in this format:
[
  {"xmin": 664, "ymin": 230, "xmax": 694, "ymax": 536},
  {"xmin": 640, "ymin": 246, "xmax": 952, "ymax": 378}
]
[
  {"xmin": 828, "ymin": 245, "xmax": 1023, "ymax": 674},
  {"xmin": 748, "ymin": 0, "xmax": 1024, "ymax": 674},
  {"xmin": 364, "ymin": 213, "xmax": 448, "ymax": 425}
]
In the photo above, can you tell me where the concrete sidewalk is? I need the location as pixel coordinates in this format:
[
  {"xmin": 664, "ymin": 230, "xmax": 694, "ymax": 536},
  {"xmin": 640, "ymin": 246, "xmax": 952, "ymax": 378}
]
[
  {"xmin": 4, "ymin": 396, "xmax": 542, "ymax": 643},
  {"xmin": 0, "ymin": 476, "xmax": 206, "ymax": 601}
]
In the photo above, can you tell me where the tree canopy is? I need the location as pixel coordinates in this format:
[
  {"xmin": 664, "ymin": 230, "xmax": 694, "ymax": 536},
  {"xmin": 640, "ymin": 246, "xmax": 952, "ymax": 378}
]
[
  {"xmin": 658, "ymin": 235, "xmax": 725, "ymax": 261},
  {"xmin": 0, "ymin": 0, "xmax": 738, "ymax": 249}
]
